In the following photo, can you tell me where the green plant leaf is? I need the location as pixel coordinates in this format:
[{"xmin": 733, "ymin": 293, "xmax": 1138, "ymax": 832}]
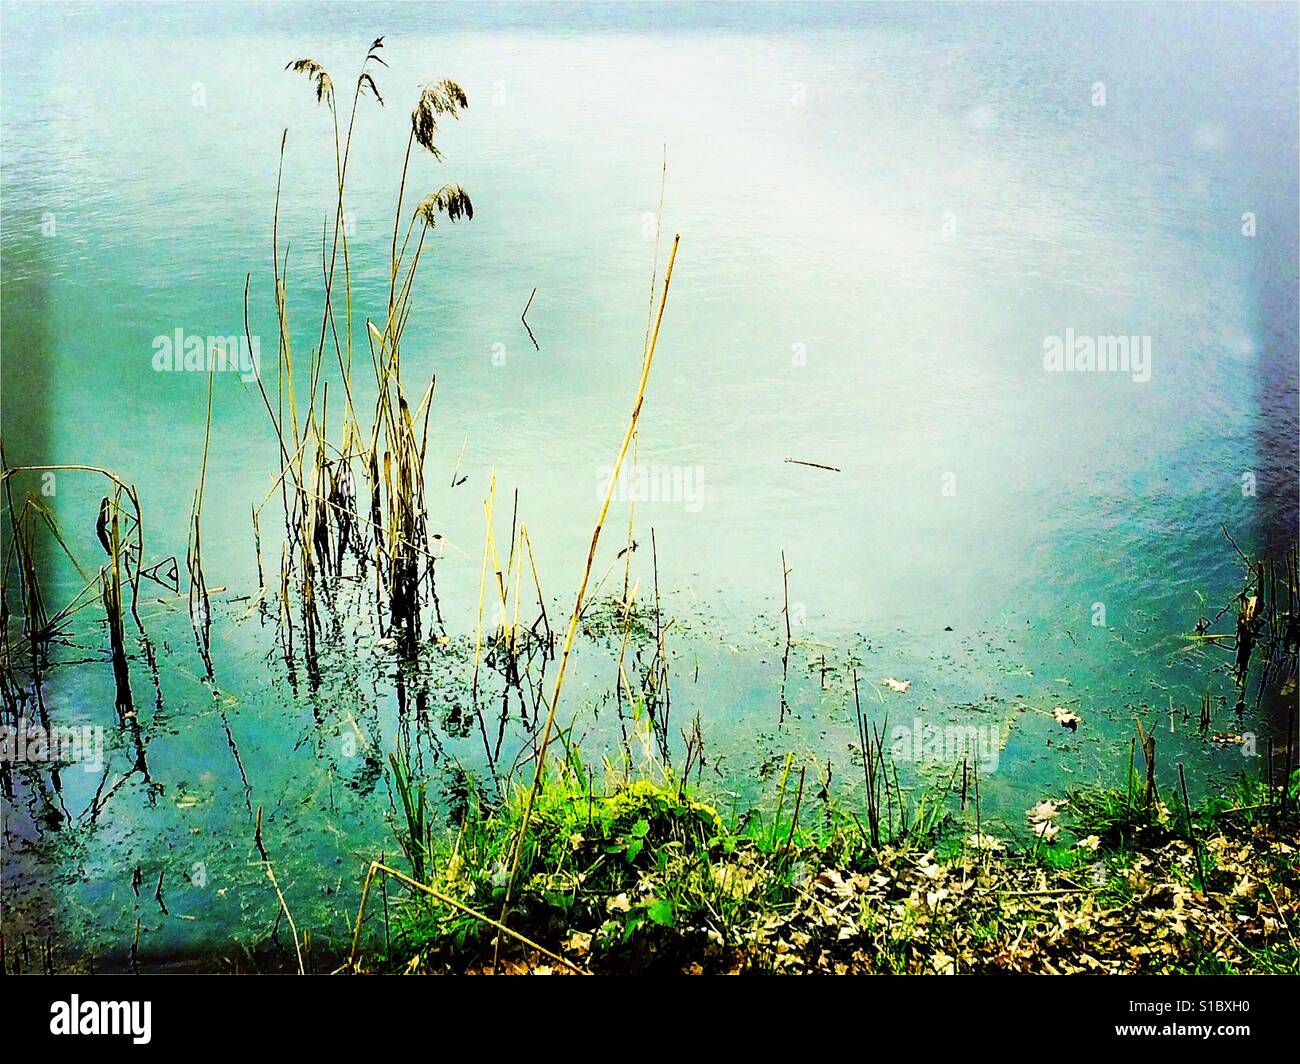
[{"xmin": 646, "ymin": 897, "xmax": 674, "ymax": 927}]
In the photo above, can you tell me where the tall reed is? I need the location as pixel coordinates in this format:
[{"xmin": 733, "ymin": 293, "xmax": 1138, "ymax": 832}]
[
  {"xmin": 253, "ymin": 40, "xmax": 475, "ymax": 667},
  {"xmin": 495, "ymin": 235, "xmax": 681, "ymax": 951}
]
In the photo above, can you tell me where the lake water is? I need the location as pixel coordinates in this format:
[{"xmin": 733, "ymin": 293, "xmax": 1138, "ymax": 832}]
[{"xmin": 2, "ymin": 1, "xmax": 1296, "ymax": 969}]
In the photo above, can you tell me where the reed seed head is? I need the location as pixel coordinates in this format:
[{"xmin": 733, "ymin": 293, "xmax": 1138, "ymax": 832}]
[
  {"xmin": 286, "ymin": 58, "xmax": 334, "ymax": 104},
  {"xmin": 416, "ymin": 184, "xmax": 474, "ymax": 228},
  {"xmin": 360, "ymin": 72, "xmax": 384, "ymax": 106},
  {"xmin": 411, "ymin": 80, "xmax": 468, "ymax": 156}
]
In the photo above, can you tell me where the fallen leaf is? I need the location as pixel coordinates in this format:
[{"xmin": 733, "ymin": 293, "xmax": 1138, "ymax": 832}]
[
  {"xmin": 1031, "ymin": 821, "xmax": 1060, "ymax": 844},
  {"xmin": 1053, "ymin": 707, "xmax": 1082, "ymax": 730},
  {"xmin": 562, "ymin": 931, "xmax": 592, "ymax": 957},
  {"xmin": 1027, "ymin": 799, "xmax": 1064, "ymax": 824}
]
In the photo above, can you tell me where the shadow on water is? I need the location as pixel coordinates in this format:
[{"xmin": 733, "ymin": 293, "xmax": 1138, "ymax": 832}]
[
  {"xmin": 1235, "ymin": 9, "xmax": 1299, "ymax": 742},
  {"xmin": 1245, "ymin": 121, "xmax": 1300, "ymax": 559},
  {"xmin": 0, "ymin": 22, "xmax": 61, "ymax": 956}
]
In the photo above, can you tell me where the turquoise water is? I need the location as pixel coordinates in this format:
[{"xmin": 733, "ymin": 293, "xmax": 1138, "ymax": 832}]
[{"xmin": 1, "ymin": 2, "xmax": 1296, "ymax": 969}]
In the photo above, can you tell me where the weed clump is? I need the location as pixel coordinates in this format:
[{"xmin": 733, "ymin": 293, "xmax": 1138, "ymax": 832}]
[{"xmin": 351, "ymin": 763, "xmax": 1299, "ymax": 975}]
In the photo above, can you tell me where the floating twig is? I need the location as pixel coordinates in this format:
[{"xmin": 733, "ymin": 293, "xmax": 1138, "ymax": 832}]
[
  {"xmin": 785, "ymin": 458, "xmax": 842, "ymax": 472},
  {"xmin": 254, "ymin": 807, "xmax": 305, "ymax": 975},
  {"xmin": 521, "ymin": 287, "xmax": 539, "ymax": 349}
]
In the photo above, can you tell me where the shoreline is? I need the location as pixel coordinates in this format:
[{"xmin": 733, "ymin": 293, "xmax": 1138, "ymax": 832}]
[{"xmin": 341, "ymin": 763, "xmax": 1299, "ymax": 976}]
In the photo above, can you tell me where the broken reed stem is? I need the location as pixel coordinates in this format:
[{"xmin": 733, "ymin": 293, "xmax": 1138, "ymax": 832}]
[
  {"xmin": 347, "ymin": 861, "xmax": 587, "ymax": 974},
  {"xmin": 102, "ymin": 492, "xmax": 134, "ymax": 719},
  {"xmin": 472, "ymin": 471, "xmax": 498, "ymax": 701},
  {"xmin": 498, "ymin": 235, "xmax": 680, "ymax": 932},
  {"xmin": 187, "ymin": 365, "xmax": 216, "ymax": 678},
  {"xmin": 1135, "ymin": 718, "xmax": 1157, "ymax": 810},
  {"xmin": 784, "ymin": 458, "xmax": 842, "ymax": 472},
  {"xmin": 2, "ymin": 466, "xmax": 147, "ymax": 630},
  {"xmin": 650, "ymin": 526, "xmax": 670, "ymax": 754},
  {"xmin": 781, "ymin": 551, "xmax": 792, "ymax": 648},
  {"xmin": 1126, "ymin": 735, "xmax": 1136, "ymax": 815},
  {"xmin": 254, "ymin": 806, "xmax": 305, "ymax": 975}
]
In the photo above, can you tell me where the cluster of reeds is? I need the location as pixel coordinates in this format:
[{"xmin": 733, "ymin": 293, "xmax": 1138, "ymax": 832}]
[
  {"xmin": 1071, "ymin": 713, "xmax": 1300, "ymax": 877},
  {"xmin": 251, "ymin": 38, "xmax": 475, "ymax": 671},
  {"xmin": 1184, "ymin": 529, "xmax": 1299, "ymax": 809},
  {"xmin": 0, "ymin": 462, "xmax": 147, "ymax": 721},
  {"xmin": 0, "ymin": 460, "xmax": 165, "ymax": 820},
  {"xmin": 466, "ymin": 476, "xmax": 557, "ymax": 779},
  {"xmin": 602, "ymin": 528, "xmax": 673, "ymax": 764},
  {"xmin": 1229, "ymin": 540, "xmax": 1300, "ymax": 713},
  {"xmin": 1190, "ymin": 528, "xmax": 1299, "ymax": 711},
  {"xmin": 389, "ymin": 738, "xmax": 431, "ymax": 884},
  {"xmin": 850, "ymin": 669, "xmax": 954, "ymax": 852}
]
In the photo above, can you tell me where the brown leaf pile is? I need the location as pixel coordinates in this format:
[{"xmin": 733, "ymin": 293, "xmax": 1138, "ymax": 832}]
[
  {"xmin": 725, "ymin": 825, "xmax": 1298, "ymax": 974},
  {"xmin": 389, "ymin": 807, "xmax": 1297, "ymax": 975}
]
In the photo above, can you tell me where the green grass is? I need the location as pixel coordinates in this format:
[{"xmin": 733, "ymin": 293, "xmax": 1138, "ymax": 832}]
[
  {"xmin": 1068, "ymin": 769, "xmax": 1299, "ymax": 848},
  {"xmin": 371, "ymin": 750, "xmax": 955, "ymax": 970},
  {"xmin": 356, "ymin": 757, "xmax": 1299, "ymax": 974}
]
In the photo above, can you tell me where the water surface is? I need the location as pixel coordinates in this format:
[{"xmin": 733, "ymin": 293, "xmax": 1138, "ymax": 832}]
[{"xmin": 1, "ymin": 1, "xmax": 1296, "ymax": 968}]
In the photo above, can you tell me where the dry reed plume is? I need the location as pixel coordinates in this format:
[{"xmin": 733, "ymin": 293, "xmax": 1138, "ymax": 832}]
[{"xmin": 252, "ymin": 38, "xmax": 475, "ymax": 669}]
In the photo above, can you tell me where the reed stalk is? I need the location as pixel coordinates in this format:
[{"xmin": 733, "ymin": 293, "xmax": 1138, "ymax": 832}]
[{"xmin": 496, "ymin": 235, "xmax": 681, "ymax": 941}]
